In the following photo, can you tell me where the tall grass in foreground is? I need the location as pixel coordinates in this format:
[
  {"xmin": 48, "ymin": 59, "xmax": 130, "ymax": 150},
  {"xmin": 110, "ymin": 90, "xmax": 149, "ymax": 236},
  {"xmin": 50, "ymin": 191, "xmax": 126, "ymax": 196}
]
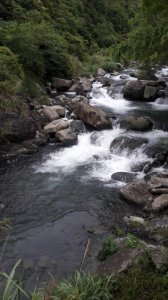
[
  {"xmin": 51, "ymin": 272, "xmax": 114, "ymax": 300},
  {"xmin": 0, "ymin": 260, "xmax": 29, "ymax": 300},
  {"xmin": 0, "ymin": 265, "xmax": 114, "ymax": 300}
]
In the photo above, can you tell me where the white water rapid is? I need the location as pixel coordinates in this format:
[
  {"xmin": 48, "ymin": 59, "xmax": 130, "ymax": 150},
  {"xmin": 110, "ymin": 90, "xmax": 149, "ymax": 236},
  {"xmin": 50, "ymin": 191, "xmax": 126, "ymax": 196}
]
[{"xmin": 36, "ymin": 71, "xmax": 168, "ymax": 184}]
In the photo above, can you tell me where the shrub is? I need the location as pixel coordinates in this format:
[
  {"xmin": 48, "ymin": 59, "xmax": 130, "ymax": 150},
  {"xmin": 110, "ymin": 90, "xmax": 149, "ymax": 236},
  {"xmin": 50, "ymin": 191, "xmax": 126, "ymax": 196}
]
[
  {"xmin": 125, "ymin": 233, "xmax": 141, "ymax": 249},
  {"xmin": 98, "ymin": 236, "xmax": 119, "ymax": 261},
  {"xmin": 0, "ymin": 46, "xmax": 24, "ymax": 94}
]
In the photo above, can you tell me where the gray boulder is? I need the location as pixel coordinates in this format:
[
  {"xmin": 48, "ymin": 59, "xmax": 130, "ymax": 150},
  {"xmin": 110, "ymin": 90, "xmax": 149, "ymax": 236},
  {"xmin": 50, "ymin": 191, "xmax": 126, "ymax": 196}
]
[
  {"xmin": 51, "ymin": 78, "xmax": 72, "ymax": 91},
  {"xmin": 110, "ymin": 136, "xmax": 148, "ymax": 152},
  {"xmin": 124, "ymin": 80, "xmax": 145, "ymax": 100},
  {"xmin": 44, "ymin": 119, "xmax": 69, "ymax": 134},
  {"xmin": 152, "ymin": 194, "xmax": 168, "ymax": 211},
  {"xmin": 111, "ymin": 172, "xmax": 137, "ymax": 183},
  {"xmin": 120, "ymin": 179, "xmax": 151, "ymax": 205},
  {"xmin": 119, "ymin": 116, "xmax": 153, "ymax": 131},
  {"xmin": 56, "ymin": 128, "xmax": 78, "ymax": 146},
  {"xmin": 96, "ymin": 68, "xmax": 106, "ymax": 76},
  {"xmin": 52, "ymin": 105, "xmax": 65, "ymax": 117},
  {"xmin": 74, "ymin": 102, "xmax": 112, "ymax": 130},
  {"xmin": 0, "ymin": 112, "xmax": 37, "ymax": 143},
  {"xmin": 76, "ymin": 78, "xmax": 92, "ymax": 95},
  {"xmin": 40, "ymin": 106, "xmax": 59, "ymax": 121},
  {"xmin": 147, "ymin": 245, "xmax": 168, "ymax": 271},
  {"xmin": 69, "ymin": 120, "xmax": 85, "ymax": 133}
]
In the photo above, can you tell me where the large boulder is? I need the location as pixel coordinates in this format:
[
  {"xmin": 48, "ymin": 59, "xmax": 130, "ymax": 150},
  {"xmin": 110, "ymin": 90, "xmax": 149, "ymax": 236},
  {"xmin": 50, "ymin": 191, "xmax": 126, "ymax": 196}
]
[
  {"xmin": 44, "ymin": 119, "xmax": 69, "ymax": 134},
  {"xmin": 56, "ymin": 128, "xmax": 78, "ymax": 146},
  {"xmin": 143, "ymin": 86, "xmax": 159, "ymax": 101},
  {"xmin": 119, "ymin": 116, "xmax": 153, "ymax": 132},
  {"xmin": 0, "ymin": 112, "xmax": 37, "ymax": 142},
  {"xmin": 55, "ymin": 95, "xmax": 88, "ymax": 112},
  {"xmin": 40, "ymin": 106, "xmax": 59, "ymax": 122},
  {"xmin": 152, "ymin": 194, "xmax": 168, "ymax": 211},
  {"xmin": 120, "ymin": 179, "xmax": 151, "ymax": 205},
  {"xmin": 75, "ymin": 78, "xmax": 92, "ymax": 95},
  {"xmin": 98, "ymin": 248, "xmax": 140, "ymax": 275},
  {"xmin": 51, "ymin": 78, "xmax": 72, "ymax": 91},
  {"xmin": 110, "ymin": 136, "xmax": 148, "ymax": 152},
  {"xmin": 74, "ymin": 102, "xmax": 112, "ymax": 130},
  {"xmin": 51, "ymin": 105, "xmax": 65, "ymax": 117},
  {"xmin": 124, "ymin": 79, "xmax": 166, "ymax": 101},
  {"xmin": 124, "ymin": 80, "xmax": 145, "ymax": 100},
  {"xmin": 69, "ymin": 120, "xmax": 85, "ymax": 133},
  {"xmin": 147, "ymin": 245, "xmax": 168, "ymax": 271}
]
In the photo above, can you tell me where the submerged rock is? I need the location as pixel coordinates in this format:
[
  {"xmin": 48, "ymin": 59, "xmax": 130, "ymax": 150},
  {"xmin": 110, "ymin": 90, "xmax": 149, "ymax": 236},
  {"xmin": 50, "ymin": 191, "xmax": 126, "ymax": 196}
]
[
  {"xmin": 74, "ymin": 102, "xmax": 112, "ymax": 130},
  {"xmin": 119, "ymin": 116, "xmax": 153, "ymax": 132},
  {"xmin": 110, "ymin": 136, "xmax": 148, "ymax": 152},
  {"xmin": 111, "ymin": 172, "xmax": 137, "ymax": 183}
]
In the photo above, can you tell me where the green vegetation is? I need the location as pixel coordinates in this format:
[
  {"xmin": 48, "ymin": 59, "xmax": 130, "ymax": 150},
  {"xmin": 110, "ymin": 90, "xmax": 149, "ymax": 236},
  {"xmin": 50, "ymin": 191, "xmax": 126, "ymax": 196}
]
[
  {"xmin": 51, "ymin": 272, "xmax": 113, "ymax": 300},
  {"xmin": 98, "ymin": 236, "xmax": 119, "ymax": 261},
  {"xmin": 0, "ymin": 260, "xmax": 29, "ymax": 300},
  {"xmin": 125, "ymin": 233, "xmax": 141, "ymax": 249},
  {"xmin": 0, "ymin": 46, "xmax": 24, "ymax": 95},
  {"xmin": 0, "ymin": 0, "xmax": 138, "ymax": 96},
  {"xmin": 115, "ymin": 0, "xmax": 168, "ymax": 67},
  {"xmin": 2, "ymin": 254, "xmax": 168, "ymax": 300},
  {"xmin": 0, "ymin": 218, "xmax": 11, "ymax": 232}
]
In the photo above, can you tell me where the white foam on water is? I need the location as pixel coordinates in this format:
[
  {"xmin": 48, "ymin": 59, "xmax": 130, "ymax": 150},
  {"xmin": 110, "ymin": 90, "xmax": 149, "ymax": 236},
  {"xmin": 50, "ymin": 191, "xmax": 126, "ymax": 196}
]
[
  {"xmin": 149, "ymin": 97, "xmax": 168, "ymax": 111},
  {"xmin": 156, "ymin": 67, "xmax": 168, "ymax": 79},
  {"xmin": 36, "ymin": 126, "xmax": 152, "ymax": 182},
  {"xmin": 36, "ymin": 76, "xmax": 168, "ymax": 183},
  {"xmin": 90, "ymin": 82, "xmax": 137, "ymax": 114}
]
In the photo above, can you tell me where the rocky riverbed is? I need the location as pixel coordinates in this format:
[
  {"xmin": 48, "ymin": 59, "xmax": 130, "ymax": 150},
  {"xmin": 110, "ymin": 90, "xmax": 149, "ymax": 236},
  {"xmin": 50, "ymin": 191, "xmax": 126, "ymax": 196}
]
[{"xmin": 0, "ymin": 66, "xmax": 168, "ymax": 289}]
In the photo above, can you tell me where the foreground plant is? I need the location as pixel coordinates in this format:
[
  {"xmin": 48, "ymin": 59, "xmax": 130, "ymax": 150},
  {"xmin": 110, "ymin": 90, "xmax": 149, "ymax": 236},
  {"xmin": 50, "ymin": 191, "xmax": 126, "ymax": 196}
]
[
  {"xmin": 51, "ymin": 272, "xmax": 114, "ymax": 300},
  {"xmin": 125, "ymin": 233, "xmax": 141, "ymax": 249},
  {"xmin": 98, "ymin": 236, "xmax": 119, "ymax": 261},
  {"xmin": 0, "ymin": 260, "xmax": 29, "ymax": 300}
]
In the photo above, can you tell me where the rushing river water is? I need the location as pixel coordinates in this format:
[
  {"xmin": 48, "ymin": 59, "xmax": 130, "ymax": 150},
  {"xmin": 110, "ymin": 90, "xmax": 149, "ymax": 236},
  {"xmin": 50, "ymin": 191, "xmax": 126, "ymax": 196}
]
[{"xmin": 0, "ymin": 68, "xmax": 168, "ymax": 289}]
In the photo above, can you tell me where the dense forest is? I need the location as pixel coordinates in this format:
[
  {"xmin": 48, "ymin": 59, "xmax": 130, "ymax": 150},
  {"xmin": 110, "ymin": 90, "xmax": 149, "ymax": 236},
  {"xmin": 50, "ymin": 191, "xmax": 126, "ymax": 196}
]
[{"xmin": 0, "ymin": 0, "xmax": 167, "ymax": 97}]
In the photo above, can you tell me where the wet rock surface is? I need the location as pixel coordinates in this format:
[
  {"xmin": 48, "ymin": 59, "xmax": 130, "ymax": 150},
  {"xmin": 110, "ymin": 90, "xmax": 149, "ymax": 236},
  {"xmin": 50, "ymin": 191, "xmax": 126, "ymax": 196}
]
[
  {"xmin": 1, "ymin": 66, "xmax": 168, "ymax": 285},
  {"xmin": 74, "ymin": 102, "xmax": 112, "ymax": 130},
  {"xmin": 120, "ymin": 179, "xmax": 151, "ymax": 205},
  {"xmin": 110, "ymin": 136, "xmax": 148, "ymax": 152},
  {"xmin": 119, "ymin": 116, "xmax": 153, "ymax": 131}
]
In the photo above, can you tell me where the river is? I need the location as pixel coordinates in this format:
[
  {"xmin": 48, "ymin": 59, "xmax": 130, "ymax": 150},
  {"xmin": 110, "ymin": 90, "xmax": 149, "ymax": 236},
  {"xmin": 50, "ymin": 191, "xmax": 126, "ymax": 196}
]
[{"xmin": 0, "ymin": 67, "xmax": 168, "ymax": 289}]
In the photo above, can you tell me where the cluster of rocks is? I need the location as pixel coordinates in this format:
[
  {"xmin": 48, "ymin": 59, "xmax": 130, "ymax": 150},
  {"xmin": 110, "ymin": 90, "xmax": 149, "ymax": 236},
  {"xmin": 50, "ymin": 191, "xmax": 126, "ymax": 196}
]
[
  {"xmin": 124, "ymin": 79, "xmax": 166, "ymax": 101},
  {"xmin": 98, "ymin": 236, "xmax": 168, "ymax": 276},
  {"xmin": 0, "ymin": 72, "xmax": 112, "ymax": 161},
  {"xmin": 120, "ymin": 172, "xmax": 168, "ymax": 212}
]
